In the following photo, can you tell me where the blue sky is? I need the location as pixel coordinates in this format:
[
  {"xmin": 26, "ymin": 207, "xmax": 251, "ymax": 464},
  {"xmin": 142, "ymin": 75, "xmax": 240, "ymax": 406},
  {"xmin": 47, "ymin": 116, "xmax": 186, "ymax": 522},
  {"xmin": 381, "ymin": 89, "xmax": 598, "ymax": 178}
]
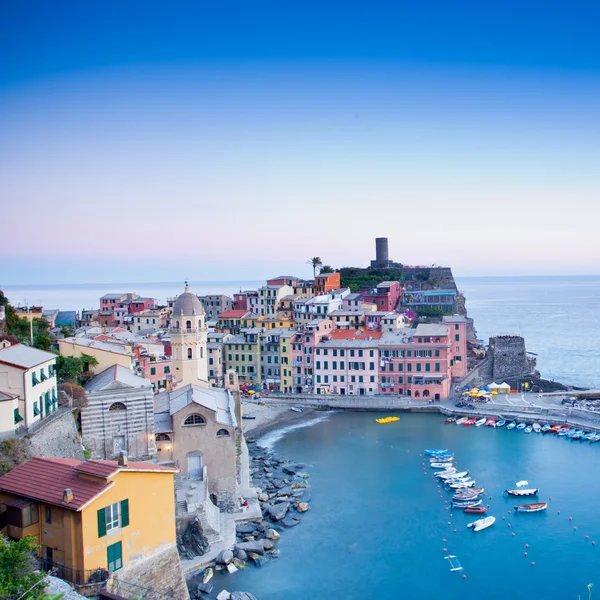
[{"xmin": 1, "ymin": 0, "xmax": 599, "ymax": 284}]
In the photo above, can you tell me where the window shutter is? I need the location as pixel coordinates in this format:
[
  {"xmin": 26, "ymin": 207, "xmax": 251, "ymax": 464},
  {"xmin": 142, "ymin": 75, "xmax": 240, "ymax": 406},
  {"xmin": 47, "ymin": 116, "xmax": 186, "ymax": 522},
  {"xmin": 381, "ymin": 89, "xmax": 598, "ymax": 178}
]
[
  {"xmin": 97, "ymin": 508, "xmax": 107, "ymax": 537},
  {"xmin": 120, "ymin": 499, "xmax": 129, "ymax": 528}
]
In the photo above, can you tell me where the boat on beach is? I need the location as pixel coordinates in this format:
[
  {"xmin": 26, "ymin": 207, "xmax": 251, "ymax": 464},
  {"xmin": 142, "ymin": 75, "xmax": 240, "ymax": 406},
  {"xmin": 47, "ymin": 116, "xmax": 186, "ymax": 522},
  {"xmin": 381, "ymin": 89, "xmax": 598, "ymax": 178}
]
[
  {"xmin": 532, "ymin": 423, "xmax": 542, "ymax": 433},
  {"xmin": 464, "ymin": 506, "xmax": 487, "ymax": 514},
  {"xmin": 474, "ymin": 417, "xmax": 486, "ymax": 427},
  {"xmin": 467, "ymin": 516, "xmax": 496, "ymax": 532},
  {"xmin": 496, "ymin": 419, "xmax": 506, "ymax": 427},
  {"xmin": 516, "ymin": 422, "xmax": 527, "ymax": 430},
  {"xmin": 506, "ymin": 422, "xmax": 516, "ymax": 430},
  {"xmin": 514, "ymin": 502, "xmax": 548, "ymax": 513},
  {"xmin": 455, "ymin": 417, "xmax": 468, "ymax": 425},
  {"xmin": 290, "ymin": 407, "xmax": 303, "ymax": 413}
]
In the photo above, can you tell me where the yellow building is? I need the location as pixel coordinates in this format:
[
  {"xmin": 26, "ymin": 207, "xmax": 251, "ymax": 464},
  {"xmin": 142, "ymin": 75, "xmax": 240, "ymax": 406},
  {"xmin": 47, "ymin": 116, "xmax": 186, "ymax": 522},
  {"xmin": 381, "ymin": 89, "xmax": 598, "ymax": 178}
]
[
  {"xmin": 224, "ymin": 329, "xmax": 261, "ymax": 385},
  {"xmin": 58, "ymin": 337, "xmax": 134, "ymax": 374},
  {"xmin": 0, "ymin": 456, "xmax": 188, "ymax": 598},
  {"xmin": 279, "ymin": 331, "xmax": 297, "ymax": 393},
  {"xmin": 256, "ymin": 314, "xmax": 295, "ymax": 330}
]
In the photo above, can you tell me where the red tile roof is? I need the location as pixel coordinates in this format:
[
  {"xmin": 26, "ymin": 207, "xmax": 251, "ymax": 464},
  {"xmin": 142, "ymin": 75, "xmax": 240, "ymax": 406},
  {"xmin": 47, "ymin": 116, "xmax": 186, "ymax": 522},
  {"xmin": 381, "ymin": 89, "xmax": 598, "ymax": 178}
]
[
  {"xmin": 219, "ymin": 310, "xmax": 247, "ymax": 319},
  {"xmin": 329, "ymin": 329, "xmax": 383, "ymax": 340},
  {"xmin": 0, "ymin": 458, "xmax": 112, "ymax": 511},
  {"xmin": 0, "ymin": 458, "xmax": 177, "ymax": 511}
]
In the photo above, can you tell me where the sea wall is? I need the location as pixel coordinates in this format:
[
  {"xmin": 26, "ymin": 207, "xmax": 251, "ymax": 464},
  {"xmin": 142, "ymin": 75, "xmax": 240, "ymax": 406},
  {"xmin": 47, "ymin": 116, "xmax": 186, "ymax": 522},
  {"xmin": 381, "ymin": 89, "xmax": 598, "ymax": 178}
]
[{"xmin": 28, "ymin": 409, "xmax": 84, "ymax": 461}]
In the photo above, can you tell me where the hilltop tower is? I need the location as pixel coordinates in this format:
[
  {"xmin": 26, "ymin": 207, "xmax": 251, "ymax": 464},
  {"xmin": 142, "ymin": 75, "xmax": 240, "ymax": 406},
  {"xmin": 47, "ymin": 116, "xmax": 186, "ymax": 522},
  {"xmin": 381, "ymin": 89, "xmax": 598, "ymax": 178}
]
[{"xmin": 170, "ymin": 282, "xmax": 208, "ymax": 387}]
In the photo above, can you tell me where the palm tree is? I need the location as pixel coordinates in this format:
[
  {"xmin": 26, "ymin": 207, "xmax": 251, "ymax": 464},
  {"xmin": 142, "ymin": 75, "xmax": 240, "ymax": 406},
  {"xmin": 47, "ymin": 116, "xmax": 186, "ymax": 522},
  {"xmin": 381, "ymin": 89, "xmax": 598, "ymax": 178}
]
[
  {"xmin": 308, "ymin": 257, "xmax": 323, "ymax": 277},
  {"xmin": 319, "ymin": 265, "xmax": 334, "ymax": 274}
]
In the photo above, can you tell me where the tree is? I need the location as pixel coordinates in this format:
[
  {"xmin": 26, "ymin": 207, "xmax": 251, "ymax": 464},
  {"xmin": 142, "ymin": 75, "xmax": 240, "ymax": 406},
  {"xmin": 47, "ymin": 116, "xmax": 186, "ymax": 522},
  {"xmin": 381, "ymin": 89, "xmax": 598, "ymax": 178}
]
[
  {"xmin": 308, "ymin": 257, "xmax": 322, "ymax": 277},
  {"xmin": 319, "ymin": 265, "xmax": 334, "ymax": 274},
  {"xmin": 0, "ymin": 535, "xmax": 45, "ymax": 599},
  {"xmin": 55, "ymin": 354, "xmax": 98, "ymax": 384},
  {"xmin": 59, "ymin": 382, "xmax": 87, "ymax": 410}
]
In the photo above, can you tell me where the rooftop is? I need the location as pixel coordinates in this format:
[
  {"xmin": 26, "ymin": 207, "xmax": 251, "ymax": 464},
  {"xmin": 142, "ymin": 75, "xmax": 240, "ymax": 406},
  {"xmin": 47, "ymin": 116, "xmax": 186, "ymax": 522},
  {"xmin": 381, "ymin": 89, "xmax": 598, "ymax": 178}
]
[
  {"xmin": 0, "ymin": 390, "xmax": 18, "ymax": 402},
  {"xmin": 61, "ymin": 337, "xmax": 134, "ymax": 356},
  {"xmin": 84, "ymin": 364, "xmax": 151, "ymax": 393},
  {"xmin": 167, "ymin": 384, "xmax": 235, "ymax": 427},
  {"xmin": 0, "ymin": 344, "xmax": 56, "ymax": 369},
  {"xmin": 219, "ymin": 310, "xmax": 250, "ymax": 319},
  {"xmin": 329, "ymin": 329, "xmax": 383, "ymax": 340}
]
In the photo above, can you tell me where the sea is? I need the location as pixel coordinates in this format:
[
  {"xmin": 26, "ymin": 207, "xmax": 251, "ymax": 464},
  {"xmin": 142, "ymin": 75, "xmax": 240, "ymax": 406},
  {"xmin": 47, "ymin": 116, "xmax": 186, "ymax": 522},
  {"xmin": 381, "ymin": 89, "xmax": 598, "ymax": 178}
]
[{"xmin": 3, "ymin": 275, "xmax": 599, "ymax": 388}]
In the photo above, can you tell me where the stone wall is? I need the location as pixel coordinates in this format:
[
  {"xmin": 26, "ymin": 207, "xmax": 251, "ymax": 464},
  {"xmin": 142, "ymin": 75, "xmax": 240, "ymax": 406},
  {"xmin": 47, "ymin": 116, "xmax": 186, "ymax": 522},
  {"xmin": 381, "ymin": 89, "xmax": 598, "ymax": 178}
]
[
  {"xmin": 28, "ymin": 409, "xmax": 84, "ymax": 460},
  {"xmin": 490, "ymin": 335, "xmax": 534, "ymax": 381},
  {"xmin": 108, "ymin": 544, "xmax": 190, "ymax": 600}
]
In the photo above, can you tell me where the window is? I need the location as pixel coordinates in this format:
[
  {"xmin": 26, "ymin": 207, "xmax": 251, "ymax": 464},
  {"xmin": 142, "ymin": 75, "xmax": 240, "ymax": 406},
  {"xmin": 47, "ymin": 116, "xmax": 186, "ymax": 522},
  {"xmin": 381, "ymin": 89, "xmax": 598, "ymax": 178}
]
[
  {"xmin": 106, "ymin": 502, "xmax": 120, "ymax": 532},
  {"xmin": 369, "ymin": 362, "xmax": 375, "ymax": 370},
  {"xmin": 46, "ymin": 507, "xmax": 52, "ymax": 524},
  {"xmin": 435, "ymin": 350, "xmax": 440, "ymax": 357},
  {"xmin": 22, "ymin": 503, "xmax": 39, "ymax": 527},
  {"xmin": 107, "ymin": 541, "xmax": 123, "ymax": 572},
  {"xmin": 435, "ymin": 363, "xmax": 440, "ymax": 372},
  {"xmin": 109, "ymin": 403, "xmax": 126, "ymax": 411},
  {"xmin": 426, "ymin": 363, "xmax": 431, "ymax": 372},
  {"xmin": 33, "ymin": 401, "xmax": 40, "ymax": 416},
  {"xmin": 455, "ymin": 334, "xmax": 460, "ymax": 342},
  {"xmin": 183, "ymin": 414, "xmax": 206, "ymax": 426},
  {"xmin": 216, "ymin": 429, "xmax": 230, "ymax": 437},
  {"xmin": 188, "ymin": 348, "xmax": 193, "ymax": 359},
  {"xmin": 164, "ymin": 366, "xmax": 170, "ymax": 373},
  {"xmin": 31, "ymin": 372, "xmax": 40, "ymax": 386},
  {"xmin": 156, "ymin": 433, "xmax": 171, "ymax": 441},
  {"xmin": 150, "ymin": 367, "xmax": 156, "ymax": 375}
]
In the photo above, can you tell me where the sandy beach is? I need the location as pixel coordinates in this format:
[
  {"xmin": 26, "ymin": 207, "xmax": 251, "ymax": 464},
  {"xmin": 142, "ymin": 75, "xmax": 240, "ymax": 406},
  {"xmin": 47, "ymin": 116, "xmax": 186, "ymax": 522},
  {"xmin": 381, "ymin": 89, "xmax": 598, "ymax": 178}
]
[{"xmin": 241, "ymin": 399, "xmax": 319, "ymax": 439}]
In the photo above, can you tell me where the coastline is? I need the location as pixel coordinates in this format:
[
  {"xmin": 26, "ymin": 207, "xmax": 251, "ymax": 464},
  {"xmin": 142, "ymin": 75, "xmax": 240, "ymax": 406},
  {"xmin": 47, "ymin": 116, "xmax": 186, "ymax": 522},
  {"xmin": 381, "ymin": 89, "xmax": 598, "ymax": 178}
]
[{"xmin": 241, "ymin": 401, "xmax": 322, "ymax": 440}]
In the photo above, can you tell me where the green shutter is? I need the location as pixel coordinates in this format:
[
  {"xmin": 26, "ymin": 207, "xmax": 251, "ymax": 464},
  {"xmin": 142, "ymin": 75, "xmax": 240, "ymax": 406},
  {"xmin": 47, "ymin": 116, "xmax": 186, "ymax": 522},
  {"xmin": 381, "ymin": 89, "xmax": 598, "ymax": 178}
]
[
  {"xmin": 97, "ymin": 507, "xmax": 107, "ymax": 537},
  {"xmin": 120, "ymin": 499, "xmax": 129, "ymax": 528},
  {"xmin": 107, "ymin": 541, "xmax": 123, "ymax": 572}
]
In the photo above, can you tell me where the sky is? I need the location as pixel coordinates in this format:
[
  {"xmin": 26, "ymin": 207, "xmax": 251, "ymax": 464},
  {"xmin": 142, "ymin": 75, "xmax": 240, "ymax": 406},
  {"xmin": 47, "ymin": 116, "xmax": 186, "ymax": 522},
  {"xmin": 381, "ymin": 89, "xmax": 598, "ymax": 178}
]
[{"xmin": 1, "ymin": 0, "xmax": 599, "ymax": 284}]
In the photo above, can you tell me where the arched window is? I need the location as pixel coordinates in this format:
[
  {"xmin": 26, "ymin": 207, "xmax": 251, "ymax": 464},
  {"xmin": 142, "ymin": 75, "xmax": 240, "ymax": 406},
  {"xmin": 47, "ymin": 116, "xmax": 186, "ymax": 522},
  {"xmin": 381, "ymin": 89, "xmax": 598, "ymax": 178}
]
[
  {"xmin": 198, "ymin": 320, "xmax": 202, "ymax": 329},
  {"xmin": 183, "ymin": 414, "xmax": 205, "ymax": 426},
  {"xmin": 200, "ymin": 347, "xmax": 203, "ymax": 359},
  {"xmin": 156, "ymin": 433, "xmax": 171, "ymax": 441},
  {"xmin": 216, "ymin": 429, "xmax": 229, "ymax": 437},
  {"xmin": 188, "ymin": 348, "xmax": 193, "ymax": 359},
  {"xmin": 109, "ymin": 402, "xmax": 127, "ymax": 411},
  {"xmin": 186, "ymin": 320, "xmax": 192, "ymax": 330},
  {"xmin": 414, "ymin": 391, "xmax": 420, "ymax": 398},
  {"xmin": 423, "ymin": 389, "xmax": 430, "ymax": 397}
]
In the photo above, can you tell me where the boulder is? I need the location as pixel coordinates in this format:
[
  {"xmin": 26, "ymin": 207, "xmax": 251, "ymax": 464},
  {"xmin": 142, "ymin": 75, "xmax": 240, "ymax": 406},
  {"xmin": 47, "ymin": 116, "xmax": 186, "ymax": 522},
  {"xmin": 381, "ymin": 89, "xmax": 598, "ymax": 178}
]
[
  {"xmin": 258, "ymin": 493, "xmax": 269, "ymax": 502},
  {"xmin": 235, "ymin": 541, "xmax": 265, "ymax": 555},
  {"xmin": 296, "ymin": 502, "xmax": 309, "ymax": 513},
  {"xmin": 230, "ymin": 593, "xmax": 258, "ymax": 600},
  {"xmin": 236, "ymin": 523, "xmax": 257, "ymax": 535},
  {"xmin": 248, "ymin": 552, "xmax": 266, "ymax": 568},
  {"xmin": 261, "ymin": 538, "xmax": 275, "ymax": 551},
  {"xmin": 268, "ymin": 502, "xmax": 289, "ymax": 521},
  {"xmin": 216, "ymin": 591, "xmax": 231, "ymax": 600},
  {"xmin": 281, "ymin": 516, "xmax": 301, "ymax": 528},
  {"xmin": 242, "ymin": 536, "xmax": 255, "ymax": 542},
  {"xmin": 226, "ymin": 563, "xmax": 238, "ymax": 574},
  {"xmin": 202, "ymin": 568, "xmax": 213, "ymax": 584},
  {"xmin": 282, "ymin": 465, "xmax": 298, "ymax": 475},
  {"xmin": 234, "ymin": 548, "xmax": 248, "ymax": 560},
  {"xmin": 265, "ymin": 528, "xmax": 280, "ymax": 540},
  {"xmin": 277, "ymin": 486, "xmax": 293, "ymax": 497},
  {"xmin": 232, "ymin": 558, "xmax": 248, "ymax": 569},
  {"xmin": 197, "ymin": 582, "xmax": 214, "ymax": 595},
  {"xmin": 216, "ymin": 550, "xmax": 233, "ymax": 565}
]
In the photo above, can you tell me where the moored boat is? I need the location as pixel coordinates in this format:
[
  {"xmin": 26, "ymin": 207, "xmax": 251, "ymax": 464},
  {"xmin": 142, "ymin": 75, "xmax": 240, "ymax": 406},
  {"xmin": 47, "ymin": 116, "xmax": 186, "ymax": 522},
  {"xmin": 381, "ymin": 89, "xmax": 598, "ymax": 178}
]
[
  {"xmin": 424, "ymin": 448, "xmax": 448, "ymax": 455},
  {"xmin": 590, "ymin": 435, "xmax": 600, "ymax": 443},
  {"xmin": 496, "ymin": 419, "xmax": 506, "ymax": 427},
  {"xmin": 474, "ymin": 417, "xmax": 487, "ymax": 427},
  {"xmin": 549, "ymin": 424, "xmax": 562, "ymax": 434},
  {"xmin": 452, "ymin": 499, "xmax": 482, "ymax": 508},
  {"xmin": 504, "ymin": 488, "xmax": 539, "ymax": 497},
  {"xmin": 467, "ymin": 516, "xmax": 496, "ymax": 532},
  {"xmin": 558, "ymin": 426, "xmax": 571, "ymax": 436},
  {"xmin": 571, "ymin": 430, "xmax": 585, "ymax": 440},
  {"xmin": 583, "ymin": 432, "xmax": 598, "ymax": 441},
  {"xmin": 464, "ymin": 506, "xmax": 487, "ymax": 514},
  {"xmin": 485, "ymin": 418, "xmax": 496, "ymax": 427},
  {"xmin": 532, "ymin": 423, "xmax": 542, "ymax": 433},
  {"xmin": 437, "ymin": 470, "xmax": 469, "ymax": 480},
  {"xmin": 514, "ymin": 502, "xmax": 547, "ymax": 513},
  {"xmin": 463, "ymin": 418, "xmax": 477, "ymax": 427},
  {"xmin": 429, "ymin": 455, "xmax": 453, "ymax": 463},
  {"xmin": 516, "ymin": 422, "xmax": 527, "ymax": 430},
  {"xmin": 524, "ymin": 425, "xmax": 533, "ymax": 433},
  {"xmin": 449, "ymin": 480, "xmax": 476, "ymax": 489},
  {"xmin": 541, "ymin": 424, "xmax": 551, "ymax": 433},
  {"xmin": 376, "ymin": 416, "xmax": 400, "ymax": 424},
  {"xmin": 445, "ymin": 416, "xmax": 457, "ymax": 423},
  {"xmin": 506, "ymin": 422, "xmax": 516, "ymax": 430},
  {"xmin": 456, "ymin": 417, "xmax": 468, "ymax": 425},
  {"xmin": 431, "ymin": 463, "xmax": 455, "ymax": 469}
]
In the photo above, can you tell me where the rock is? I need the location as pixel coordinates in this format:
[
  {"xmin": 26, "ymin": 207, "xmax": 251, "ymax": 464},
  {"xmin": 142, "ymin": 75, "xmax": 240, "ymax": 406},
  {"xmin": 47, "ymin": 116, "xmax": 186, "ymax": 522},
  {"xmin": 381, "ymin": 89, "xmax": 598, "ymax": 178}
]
[
  {"xmin": 275, "ymin": 496, "xmax": 289, "ymax": 503},
  {"xmin": 272, "ymin": 479, "xmax": 285, "ymax": 489},
  {"xmin": 235, "ymin": 541, "xmax": 265, "ymax": 555},
  {"xmin": 282, "ymin": 465, "xmax": 297, "ymax": 475},
  {"xmin": 299, "ymin": 473, "xmax": 310, "ymax": 479},
  {"xmin": 234, "ymin": 548, "xmax": 247, "ymax": 560},
  {"xmin": 230, "ymin": 593, "xmax": 258, "ymax": 600},
  {"xmin": 261, "ymin": 538, "xmax": 275, "ymax": 550},
  {"xmin": 197, "ymin": 582, "xmax": 214, "ymax": 595},
  {"xmin": 236, "ymin": 523, "xmax": 257, "ymax": 534},
  {"xmin": 265, "ymin": 528, "xmax": 280, "ymax": 540},
  {"xmin": 277, "ymin": 486, "xmax": 293, "ymax": 497},
  {"xmin": 281, "ymin": 516, "xmax": 301, "ymax": 527},
  {"xmin": 226, "ymin": 563, "xmax": 238, "ymax": 574},
  {"xmin": 242, "ymin": 536, "xmax": 255, "ymax": 542},
  {"xmin": 268, "ymin": 502, "xmax": 289, "ymax": 521},
  {"xmin": 258, "ymin": 493, "xmax": 269, "ymax": 502},
  {"xmin": 296, "ymin": 502, "xmax": 309, "ymax": 513},
  {"xmin": 248, "ymin": 552, "xmax": 266, "ymax": 568},
  {"xmin": 216, "ymin": 550, "xmax": 233, "ymax": 565},
  {"xmin": 216, "ymin": 591, "xmax": 231, "ymax": 600},
  {"xmin": 202, "ymin": 568, "xmax": 213, "ymax": 584},
  {"xmin": 232, "ymin": 558, "xmax": 248, "ymax": 569}
]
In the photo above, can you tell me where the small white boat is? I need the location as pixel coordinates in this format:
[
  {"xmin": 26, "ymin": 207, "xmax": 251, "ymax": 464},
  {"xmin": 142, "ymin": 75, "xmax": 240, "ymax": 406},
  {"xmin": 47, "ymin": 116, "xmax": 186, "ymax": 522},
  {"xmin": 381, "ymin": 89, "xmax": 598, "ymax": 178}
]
[
  {"xmin": 504, "ymin": 488, "xmax": 539, "ymax": 497},
  {"xmin": 532, "ymin": 423, "xmax": 542, "ymax": 433},
  {"xmin": 290, "ymin": 407, "xmax": 303, "ymax": 413},
  {"xmin": 467, "ymin": 516, "xmax": 496, "ymax": 532},
  {"xmin": 514, "ymin": 502, "xmax": 548, "ymax": 513},
  {"xmin": 429, "ymin": 456, "xmax": 453, "ymax": 463},
  {"xmin": 431, "ymin": 463, "xmax": 455, "ymax": 469},
  {"xmin": 449, "ymin": 480, "xmax": 476, "ymax": 489},
  {"xmin": 474, "ymin": 417, "xmax": 487, "ymax": 427},
  {"xmin": 437, "ymin": 470, "xmax": 468, "ymax": 480},
  {"xmin": 455, "ymin": 417, "xmax": 468, "ymax": 425}
]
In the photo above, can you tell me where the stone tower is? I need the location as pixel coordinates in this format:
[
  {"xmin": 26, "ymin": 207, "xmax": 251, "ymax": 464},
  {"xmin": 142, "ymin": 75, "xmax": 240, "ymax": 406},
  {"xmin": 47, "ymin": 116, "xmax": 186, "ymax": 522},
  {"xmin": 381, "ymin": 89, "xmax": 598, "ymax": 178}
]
[{"xmin": 170, "ymin": 283, "xmax": 208, "ymax": 387}]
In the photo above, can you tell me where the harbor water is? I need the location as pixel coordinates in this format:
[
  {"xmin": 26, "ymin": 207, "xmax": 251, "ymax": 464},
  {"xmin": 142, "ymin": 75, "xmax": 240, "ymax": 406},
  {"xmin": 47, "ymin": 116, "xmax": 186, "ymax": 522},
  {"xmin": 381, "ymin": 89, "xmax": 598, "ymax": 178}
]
[{"xmin": 216, "ymin": 412, "xmax": 600, "ymax": 599}]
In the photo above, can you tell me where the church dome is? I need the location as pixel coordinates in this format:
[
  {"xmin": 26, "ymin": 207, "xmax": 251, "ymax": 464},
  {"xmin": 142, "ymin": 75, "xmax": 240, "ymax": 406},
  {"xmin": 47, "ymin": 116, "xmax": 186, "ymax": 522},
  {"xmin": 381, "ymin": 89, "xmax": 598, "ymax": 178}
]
[{"xmin": 172, "ymin": 284, "xmax": 205, "ymax": 317}]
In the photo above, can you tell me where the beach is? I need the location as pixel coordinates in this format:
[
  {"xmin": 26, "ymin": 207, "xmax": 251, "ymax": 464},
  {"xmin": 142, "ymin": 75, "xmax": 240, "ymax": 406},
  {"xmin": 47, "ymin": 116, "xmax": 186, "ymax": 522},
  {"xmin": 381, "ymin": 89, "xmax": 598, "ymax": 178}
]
[{"xmin": 241, "ymin": 399, "xmax": 319, "ymax": 439}]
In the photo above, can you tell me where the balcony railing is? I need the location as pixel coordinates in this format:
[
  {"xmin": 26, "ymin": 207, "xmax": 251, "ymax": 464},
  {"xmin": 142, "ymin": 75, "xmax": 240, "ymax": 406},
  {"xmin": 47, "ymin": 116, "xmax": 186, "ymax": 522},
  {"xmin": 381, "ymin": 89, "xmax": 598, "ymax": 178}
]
[
  {"xmin": 39, "ymin": 557, "xmax": 109, "ymax": 588},
  {"xmin": 168, "ymin": 327, "xmax": 202, "ymax": 334}
]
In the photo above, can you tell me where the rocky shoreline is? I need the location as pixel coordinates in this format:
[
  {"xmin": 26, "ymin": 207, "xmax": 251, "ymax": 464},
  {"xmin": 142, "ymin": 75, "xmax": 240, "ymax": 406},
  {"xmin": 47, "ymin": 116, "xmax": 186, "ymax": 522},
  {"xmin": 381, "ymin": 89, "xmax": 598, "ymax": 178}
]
[{"xmin": 188, "ymin": 439, "xmax": 312, "ymax": 600}]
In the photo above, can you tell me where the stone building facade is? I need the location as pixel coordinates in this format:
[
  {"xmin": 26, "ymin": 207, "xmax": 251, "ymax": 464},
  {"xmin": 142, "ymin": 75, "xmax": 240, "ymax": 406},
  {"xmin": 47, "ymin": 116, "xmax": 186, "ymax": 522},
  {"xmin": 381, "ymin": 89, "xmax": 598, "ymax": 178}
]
[
  {"xmin": 489, "ymin": 334, "xmax": 536, "ymax": 382},
  {"xmin": 82, "ymin": 365, "xmax": 157, "ymax": 460}
]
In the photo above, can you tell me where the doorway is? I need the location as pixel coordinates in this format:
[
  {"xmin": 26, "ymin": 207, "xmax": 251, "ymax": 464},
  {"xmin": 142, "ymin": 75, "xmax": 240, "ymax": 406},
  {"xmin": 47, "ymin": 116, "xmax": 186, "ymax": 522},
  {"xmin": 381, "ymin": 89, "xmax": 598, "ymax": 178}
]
[{"xmin": 187, "ymin": 454, "xmax": 202, "ymax": 479}]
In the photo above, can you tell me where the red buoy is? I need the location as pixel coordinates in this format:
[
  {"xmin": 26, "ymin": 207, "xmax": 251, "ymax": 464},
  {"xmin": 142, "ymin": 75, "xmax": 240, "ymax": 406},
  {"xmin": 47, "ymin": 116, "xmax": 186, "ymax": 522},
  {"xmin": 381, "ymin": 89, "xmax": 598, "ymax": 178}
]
[
  {"xmin": 525, "ymin": 544, "xmax": 529, "ymax": 548},
  {"xmin": 531, "ymin": 561, "xmax": 535, "ymax": 566},
  {"xmin": 462, "ymin": 574, "xmax": 467, "ymax": 579},
  {"xmin": 569, "ymin": 516, "xmax": 573, "ymax": 521},
  {"xmin": 508, "ymin": 523, "xmax": 511, "ymax": 528},
  {"xmin": 592, "ymin": 541, "xmax": 596, "ymax": 545},
  {"xmin": 443, "ymin": 538, "xmax": 447, "ymax": 542},
  {"xmin": 443, "ymin": 548, "xmax": 447, "ymax": 552},
  {"xmin": 574, "ymin": 526, "xmax": 577, "ymax": 531},
  {"xmin": 524, "ymin": 552, "xmax": 527, "ymax": 556},
  {"xmin": 557, "ymin": 510, "xmax": 561, "ymax": 514},
  {"xmin": 453, "ymin": 529, "xmax": 457, "ymax": 533},
  {"xmin": 512, "ymin": 532, "xmax": 515, "ymax": 537}
]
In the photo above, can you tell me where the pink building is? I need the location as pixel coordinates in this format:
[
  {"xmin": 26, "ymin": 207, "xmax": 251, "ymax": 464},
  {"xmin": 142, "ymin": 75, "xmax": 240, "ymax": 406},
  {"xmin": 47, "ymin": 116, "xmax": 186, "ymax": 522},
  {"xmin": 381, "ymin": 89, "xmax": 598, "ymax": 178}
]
[
  {"xmin": 313, "ymin": 329, "xmax": 382, "ymax": 395},
  {"xmin": 136, "ymin": 355, "xmax": 173, "ymax": 393},
  {"xmin": 266, "ymin": 275, "xmax": 302, "ymax": 287},
  {"xmin": 233, "ymin": 291, "xmax": 259, "ymax": 312},
  {"xmin": 128, "ymin": 297, "xmax": 156, "ymax": 314},
  {"xmin": 363, "ymin": 281, "xmax": 402, "ymax": 312},
  {"xmin": 290, "ymin": 319, "xmax": 334, "ymax": 393},
  {"xmin": 342, "ymin": 293, "xmax": 364, "ymax": 312},
  {"xmin": 443, "ymin": 315, "xmax": 468, "ymax": 379}
]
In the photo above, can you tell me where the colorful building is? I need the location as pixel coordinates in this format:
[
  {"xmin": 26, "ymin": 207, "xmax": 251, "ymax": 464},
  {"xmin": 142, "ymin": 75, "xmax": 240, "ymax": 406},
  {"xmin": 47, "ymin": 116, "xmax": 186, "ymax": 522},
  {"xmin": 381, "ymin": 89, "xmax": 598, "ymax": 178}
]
[
  {"xmin": 363, "ymin": 281, "xmax": 402, "ymax": 312},
  {"xmin": 0, "ymin": 456, "xmax": 187, "ymax": 598},
  {"xmin": 313, "ymin": 272, "xmax": 341, "ymax": 296},
  {"xmin": 218, "ymin": 310, "xmax": 259, "ymax": 334},
  {"xmin": 402, "ymin": 289, "xmax": 458, "ymax": 314},
  {"xmin": 198, "ymin": 294, "xmax": 233, "ymax": 320},
  {"xmin": 258, "ymin": 285, "xmax": 293, "ymax": 317},
  {"xmin": 224, "ymin": 329, "xmax": 261, "ymax": 384}
]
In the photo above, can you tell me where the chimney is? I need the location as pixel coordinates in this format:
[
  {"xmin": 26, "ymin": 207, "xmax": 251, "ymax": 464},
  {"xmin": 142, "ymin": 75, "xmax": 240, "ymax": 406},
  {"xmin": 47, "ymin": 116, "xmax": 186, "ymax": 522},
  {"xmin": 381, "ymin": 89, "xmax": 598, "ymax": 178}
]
[
  {"xmin": 118, "ymin": 451, "xmax": 128, "ymax": 467},
  {"xmin": 63, "ymin": 488, "xmax": 73, "ymax": 504}
]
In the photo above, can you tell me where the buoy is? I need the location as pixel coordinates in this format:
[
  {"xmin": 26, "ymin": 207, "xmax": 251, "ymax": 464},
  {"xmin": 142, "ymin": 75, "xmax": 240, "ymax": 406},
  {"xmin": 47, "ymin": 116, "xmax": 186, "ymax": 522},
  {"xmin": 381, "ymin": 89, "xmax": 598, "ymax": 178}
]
[
  {"xmin": 586, "ymin": 535, "xmax": 589, "ymax": 539},
  {"xmin": 462, "ymin": 574, "xmax": 467, "ymax": 579},
  {"xmin": 525, "ymin": 543, "xmax": 529, "ymax": 548},
  {"xmin": 448, "ymin": 522, "xmax": 451, "ymax": 525},
  {"xmin": 569, "ymin": 516, "xmax": 573, "ymax": 521},
  {"xmin": 524, "ymin": 552, "xmax": 528, "ymax": 556},
  {"xmin": 508, "ymin": 523, "xmax": 511, "ymax": 528},
  {"xmin": 443, "ymin": 538, "xmax": 447, "ymax": 543},
  {"xmin": 446, "ymin": 507, "xmax": 449, "ymax": 511},
  {"xmin": 502, "ymin": 516, "xmax": 506, "ymax": 520},
  {"xmin": 549, "ymin": 497, "xmax": 552, "ymax": 500},
  {"xmin": 512, "ymin": 532, "xmax": 515, "ymax": 537},
  {"xmin": 454, "ymin": 529, "xmax": 457, "ymax": 533},
  {"xmin": 443, "ymin": 548, "xmax": 447, "ymax": 552},
  {"xmin": 592, "ymin": 541, "xmax": 595, "ymax": 545},
  {"xmin": 489, "ymin": 496, "xmax": 493, "ymax": 499},
  {"xmin": 557, "ymin": 510, "xmax": 561, "ymax": 514},
  {"xmin": 508, "ymin": 510, "xmax": 511, "ymax": 514},
  {"xmin": 487, "ymin": 504, "xmax": 490, "ymax": 508},
  {"xmin": 574, "ymin": 526, "xmax": 577, "ymax": 531},
  {"xmin": 450, "ymin": 513, "xmax": 453, "ymax": 517},
  {"xmin": 531, "ymin": 561, "xmax": 535, "ymax": 566}
]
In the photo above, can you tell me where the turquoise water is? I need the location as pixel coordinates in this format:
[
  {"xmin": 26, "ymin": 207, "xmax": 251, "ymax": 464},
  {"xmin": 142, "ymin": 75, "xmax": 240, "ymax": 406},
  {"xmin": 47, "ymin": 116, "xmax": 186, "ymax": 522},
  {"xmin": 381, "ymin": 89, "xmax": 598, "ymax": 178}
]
[{"xmin": 216, "ymin": 413, "xmax": 600, "ymax": 599}]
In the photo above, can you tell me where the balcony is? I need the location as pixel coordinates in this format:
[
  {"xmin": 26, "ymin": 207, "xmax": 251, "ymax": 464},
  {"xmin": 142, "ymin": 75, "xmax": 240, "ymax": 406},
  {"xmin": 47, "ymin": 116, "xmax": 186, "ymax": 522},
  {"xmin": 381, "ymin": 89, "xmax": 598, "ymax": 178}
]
[{"xmin": 169, "ymin": 327, "xmax": 202, "ymax": 334}]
